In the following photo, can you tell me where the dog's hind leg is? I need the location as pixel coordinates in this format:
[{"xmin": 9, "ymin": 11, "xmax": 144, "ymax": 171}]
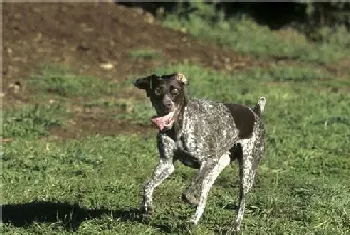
[
  {"xmin": 231, "ymin": 137, "xmax": 264, "ymax": 233},
  {"xmin": 188, "ymin": 152, "xmax": 231, "ymax": 225},
  {"xmin": 230, "ymin": 150, "xmax": 254, "ymax": 233}
]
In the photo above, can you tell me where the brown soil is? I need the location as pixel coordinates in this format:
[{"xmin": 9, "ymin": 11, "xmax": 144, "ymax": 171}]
[
  {"xmin": 49, "ymin": 118, "xmax": 157, "ymax": 140},
  {"xmin": 2, "ymin": 2, "xmax": 266, "ymax": 138},
  {"xmin": 3, "ymin": 2, "xmax": 260, "ymax": 88},
  {"xmin": 3, "ymin": 2, "xmax": 348, "ymax": 139}
]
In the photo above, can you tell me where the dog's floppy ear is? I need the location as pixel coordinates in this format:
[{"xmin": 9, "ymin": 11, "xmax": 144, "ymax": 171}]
[
  {"xmin": 133, "ymin": 75, "xmax": 155, "ymax": 90},
  {"xmin": 176, "ymin": 73, "xmax": 189, "ymax": 86}
]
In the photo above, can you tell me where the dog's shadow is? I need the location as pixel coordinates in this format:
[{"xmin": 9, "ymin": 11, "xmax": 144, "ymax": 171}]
[{"xmin": 1, "ymin": 201, "xmax": 141, "ymax": 231}]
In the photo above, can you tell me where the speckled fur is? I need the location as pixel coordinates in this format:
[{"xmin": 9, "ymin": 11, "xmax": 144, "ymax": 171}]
[{"xmin": 135, "ymin": 74, "xmax": 266, "ymax": 233}]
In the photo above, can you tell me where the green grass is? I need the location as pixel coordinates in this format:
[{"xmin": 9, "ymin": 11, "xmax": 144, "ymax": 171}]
[
  {"xmin": 114, "ymin": 101, "xmax": 155, "ymax": 125},
  {"xmin": 128, "ymin": 48, "xmax": 163, "ymax": 60},
  {"xmin": 28, "ymin": 64, "xmax": 122, "ymax": 98},
  {"xmin": 151, "ymin": 63, "xmax": 346, "ymax": 102},
  {"xmin": 2, "ymin": 62, "xmax": 350, "ymax": 234},
  {"xmin": 162, "ymin": 3, "xmax": 350, "ymax": 64},
  {"xmin": 83, "ymin": 98, "xmax": 155, "ymax": 125},
  {"xmin": 258, "ymin": 65, "xmax": 331, "ymax": 82},
  {"xmin": 2, "ymin": 5, "xmax": 350, "ymax": 233},
  {"xmin": 2, "ymin": 103, "xmax": 68, "ymax": 139}
]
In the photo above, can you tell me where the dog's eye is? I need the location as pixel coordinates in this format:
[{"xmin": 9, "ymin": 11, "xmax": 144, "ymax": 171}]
[
  {"xmin": 171, "ymin": 88, "xmax": 179, "ymax": 95},
  {"xmin": 154, "ymin": 87, "xmax": 162, "ymax": 96}
]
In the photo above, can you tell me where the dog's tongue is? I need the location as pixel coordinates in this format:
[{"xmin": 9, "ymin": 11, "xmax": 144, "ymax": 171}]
[{"xmin": 151, "ymin": 112, "xmax": 173, "ymax": 131}]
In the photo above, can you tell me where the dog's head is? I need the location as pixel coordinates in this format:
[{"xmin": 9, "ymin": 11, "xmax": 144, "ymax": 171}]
[{"xmin": 134, "ymin": 73, "xmax": 188, "ymax": 131}]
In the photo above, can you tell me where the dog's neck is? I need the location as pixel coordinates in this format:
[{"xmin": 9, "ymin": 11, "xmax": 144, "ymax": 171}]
[{"xmin": 163, "ymin": 94, "xmax": 189, "ymax": 140}]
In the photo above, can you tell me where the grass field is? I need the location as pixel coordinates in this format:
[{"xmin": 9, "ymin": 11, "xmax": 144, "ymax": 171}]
[
  {"xmin": 2, "ymin": 4, "xmax": 350, "ymax": 235},
  {"xmin": 163, "ymin": 3, "xmax": 350, "ymax": 64}
]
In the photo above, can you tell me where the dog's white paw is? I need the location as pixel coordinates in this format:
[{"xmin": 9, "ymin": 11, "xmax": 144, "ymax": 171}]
[{"xmin": 188, "ymin": 216, "xmax": 199, "ymax": 225}]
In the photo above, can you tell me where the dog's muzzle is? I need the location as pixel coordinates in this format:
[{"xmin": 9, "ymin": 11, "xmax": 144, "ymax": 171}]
[{"xmin": 151, "ymin": 111, "xmax": 175, "ymax": 131}]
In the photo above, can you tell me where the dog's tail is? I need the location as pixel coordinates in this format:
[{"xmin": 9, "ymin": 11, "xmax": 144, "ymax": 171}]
[{"xmin": 252, "ymin": 97, "xmax": 266, "ymax": 117}]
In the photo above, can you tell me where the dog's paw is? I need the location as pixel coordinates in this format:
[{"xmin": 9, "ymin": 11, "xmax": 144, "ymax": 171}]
[
  {"xmin": 182, "ymin": 192, "xmax": 199, "ymax": 207},
  {"xmin": 214, "ymin": 226, "xmax": 239, "ymax": 235},
  {"xmin": 227, "ymin": 228, "xmax": 240, "ymax": 235},
  {"xmin": 185, "ymin": 218, "xmax": 197, "ymax": 229},
  {"xmin": 140, "ymin": 205, "xmax": 153, "ymax": 223},
  {"xmin": 219, "ymin": 228, "xmax": 240, "ymax": 235},
  {"xmin": 140, "ymin": 210, "xmax": 152, "ymax": 224},
  {"xmin": 226, "ymin": 222, "xmax": 241, "ymax": 235},
  {"xmin": 187, "ymin": 213, "xmax": 201, "ymax": 226},
  {"xmin": 140, "ymin": 212, "xmax": 151, "ymax": 224}
]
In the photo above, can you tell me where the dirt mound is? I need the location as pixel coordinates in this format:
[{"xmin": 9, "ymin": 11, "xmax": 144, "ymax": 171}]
[
  {"xmin": 3, "ymin": 2, "xmax": 254, "ymax": 87},
  {"xmin": 2, "ymin": 2, "xmax": 257, "ymax": 139}
]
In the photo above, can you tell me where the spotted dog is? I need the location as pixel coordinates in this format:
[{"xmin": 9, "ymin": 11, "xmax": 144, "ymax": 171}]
[{"xmin": 134, "ymin": 73, "xmax": 266, "ymax": 233}]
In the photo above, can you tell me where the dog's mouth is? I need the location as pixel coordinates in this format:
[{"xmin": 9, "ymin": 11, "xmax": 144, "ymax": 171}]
[{"xmin": 151, "ymin": 111, "xmax": 175, "ymax": 131}]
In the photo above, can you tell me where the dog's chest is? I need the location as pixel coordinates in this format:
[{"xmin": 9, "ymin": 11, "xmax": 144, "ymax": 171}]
[
  {"xmin": 174, "ymin": 142, "xmax": 201, "ymax": 169},
  {"xmin": 173, "ymin": 99, "xmax": 239, "ymax": 165}
]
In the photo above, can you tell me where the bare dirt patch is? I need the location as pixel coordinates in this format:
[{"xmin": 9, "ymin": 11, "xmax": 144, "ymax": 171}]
[
  {"xmin": 3, "ymin": 2, "xmax": 258, "ymax": 90},
  {"xmin": 49, "ymin": 118, "xmax": 156, "ymax": 140},
  {"xmin": 48, "ymin": 104, "xmax": 157, "ymax": 139},
  {"xmin": 2, "ymin": 2, "xmax": 262, "ymax": 138},
  {"xmin": 3, "ymin": 3, "xmax": 348, "ymax": 139}
]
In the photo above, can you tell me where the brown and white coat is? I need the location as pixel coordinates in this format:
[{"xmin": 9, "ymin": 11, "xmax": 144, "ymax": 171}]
[{"xmin": 134, "ymin": 73, "xmax": 266, "ymax": 233}]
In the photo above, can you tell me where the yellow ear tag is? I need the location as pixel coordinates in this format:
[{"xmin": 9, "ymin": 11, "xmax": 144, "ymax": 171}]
[{"xmin": 177, "ymin": 73, "xmax": 188, "ymax": 85}]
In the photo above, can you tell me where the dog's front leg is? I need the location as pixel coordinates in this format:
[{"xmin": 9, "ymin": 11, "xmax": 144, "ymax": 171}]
[
  {"xmin": 141, "ymin": 158, "xmax": 174, "ymax": 216},
  {"xmin": 141, "ymin": 134, "xmax": 175, "ymax": 218},
  {"xmin": 189, "ymin": 153, "xmax": 231, "ymax": 225}
]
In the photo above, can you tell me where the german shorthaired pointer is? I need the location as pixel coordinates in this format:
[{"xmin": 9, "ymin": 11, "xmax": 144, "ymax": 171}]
[{"xmin": 134, "ymin": 73, "xmax": 266, "ymax": 233}]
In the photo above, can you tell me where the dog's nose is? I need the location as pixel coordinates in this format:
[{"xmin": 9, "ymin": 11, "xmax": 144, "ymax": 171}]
[
  {"xmin": 163, "ymin": 95, "xmax": 173, "ymax": 110},
  {"xmin": 164, "ymin": 101, "xmax": 172, "ymax": 109}
]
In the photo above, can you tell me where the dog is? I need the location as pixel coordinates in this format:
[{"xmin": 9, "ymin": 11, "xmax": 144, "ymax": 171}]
[{"xmin": 133, "ymin": 72, "xmax": 266, "ymax": 233}]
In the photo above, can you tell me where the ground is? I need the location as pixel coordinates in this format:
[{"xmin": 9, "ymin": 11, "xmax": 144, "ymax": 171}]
[
  {"xmin": 3, "ymin": 2, "xmax": 266, "ymax": 138},
  {"xmin": 2, "ymin": 2, "xmax": 350, "ymax": 235}
]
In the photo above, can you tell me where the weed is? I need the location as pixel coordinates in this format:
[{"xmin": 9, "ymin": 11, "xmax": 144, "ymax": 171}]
[
  {"xmin": 114, "ymin": 101, "xmax": 155, "ymax": 125},
  {"xmin": 162, "ymin": 3, "xmax": 350, "ymax": 64},
  {"xmin": 28, "ymin": 64, "xmax": 121, "ymax": 97},
  {"xmin": 4, "ymin": 62, "xmax": 349, "ymax": 233},
  {"xmin": 2, "ymin": 103, "xmax": 67, "ymax": 139},
  {"xmin": 128, "ymin": 48, "xmax": 163, "ymax": 60},
  {"xmin": 2, "ymin": 6, "xmax": 350, "ymax": 232}
]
